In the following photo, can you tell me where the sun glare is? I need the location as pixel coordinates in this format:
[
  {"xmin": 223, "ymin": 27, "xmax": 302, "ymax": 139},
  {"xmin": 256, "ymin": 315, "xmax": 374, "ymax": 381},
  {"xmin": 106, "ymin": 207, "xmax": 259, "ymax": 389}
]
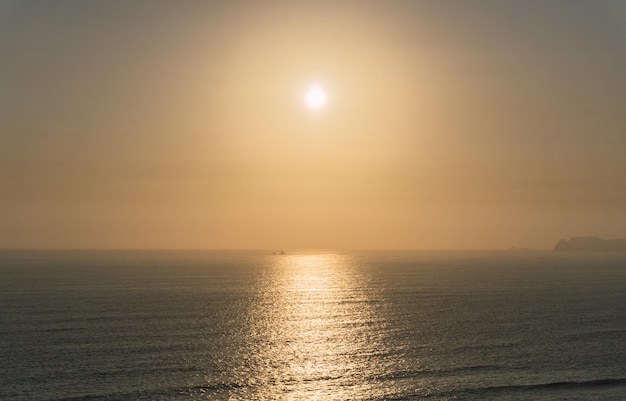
[{"xmin": 305, "ymin": 86, "xmax": 327, "ymax": 109}]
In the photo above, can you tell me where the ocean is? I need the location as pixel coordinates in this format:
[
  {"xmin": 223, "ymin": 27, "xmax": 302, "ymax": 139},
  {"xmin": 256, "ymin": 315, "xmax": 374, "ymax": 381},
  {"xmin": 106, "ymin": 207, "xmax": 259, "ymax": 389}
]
[{"xmin": 1, "ymin": 250, "xmax": 625, "ymax": 400}]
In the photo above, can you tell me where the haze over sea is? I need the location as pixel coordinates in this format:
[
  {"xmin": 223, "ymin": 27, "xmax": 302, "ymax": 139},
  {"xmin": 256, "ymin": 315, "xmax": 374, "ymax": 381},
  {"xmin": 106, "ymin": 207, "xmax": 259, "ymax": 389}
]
[{"xmin": 1, "ymin": 250, "xmax": 626, "ymax": 401}]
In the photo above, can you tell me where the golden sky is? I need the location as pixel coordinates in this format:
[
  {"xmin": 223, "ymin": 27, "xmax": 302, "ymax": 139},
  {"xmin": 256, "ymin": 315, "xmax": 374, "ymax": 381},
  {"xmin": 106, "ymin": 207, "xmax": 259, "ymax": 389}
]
[{"xmin": 1, "ymin": 1, "xmax": 625, "ymax": 249}]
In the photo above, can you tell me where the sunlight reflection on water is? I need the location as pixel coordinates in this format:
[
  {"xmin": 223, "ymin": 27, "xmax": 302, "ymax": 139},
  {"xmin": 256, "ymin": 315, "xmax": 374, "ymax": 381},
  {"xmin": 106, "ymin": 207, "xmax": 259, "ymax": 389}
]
[{"xmin": 222, "ymin": 253, "xmax": 392, "ymax": 400}]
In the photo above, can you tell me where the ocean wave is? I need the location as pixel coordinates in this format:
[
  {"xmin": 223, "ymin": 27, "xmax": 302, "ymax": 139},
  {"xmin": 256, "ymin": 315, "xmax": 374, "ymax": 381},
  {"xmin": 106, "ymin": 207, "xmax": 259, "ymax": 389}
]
[
  {"xmin": 365, "ymin": 377, "xmax": 626, "ymax": 401},
  {"xmin": 370, "ymin": 364, "xmax": 506, "ymax": 383},
  {"xmin": 440, "ymin": 377, "xmax": 626, "ymax": 398},
  {"xmin": 53, "ymin": 382, "xmax": 245, "ymax": 401}
]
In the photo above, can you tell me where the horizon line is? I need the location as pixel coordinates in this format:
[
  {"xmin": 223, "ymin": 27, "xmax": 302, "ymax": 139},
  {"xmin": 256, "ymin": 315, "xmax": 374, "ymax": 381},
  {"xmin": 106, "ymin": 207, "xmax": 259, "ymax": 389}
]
[{"xmin": 0, "ymin": 247, "xmax": 550, "ymax": 252}]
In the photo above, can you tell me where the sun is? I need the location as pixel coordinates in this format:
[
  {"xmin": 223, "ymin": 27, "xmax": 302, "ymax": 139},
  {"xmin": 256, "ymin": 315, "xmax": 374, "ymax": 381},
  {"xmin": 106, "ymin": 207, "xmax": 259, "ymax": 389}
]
[{"xmin": 305, "ymin": 86, "xmax": 327, "ymax": 109}]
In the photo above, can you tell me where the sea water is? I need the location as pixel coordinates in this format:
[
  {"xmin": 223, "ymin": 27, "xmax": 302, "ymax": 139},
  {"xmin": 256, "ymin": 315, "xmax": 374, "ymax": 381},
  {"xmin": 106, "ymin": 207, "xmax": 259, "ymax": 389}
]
[{"xmin": 1, "ymin": 250, "xmax": 625, "ymax": 400}]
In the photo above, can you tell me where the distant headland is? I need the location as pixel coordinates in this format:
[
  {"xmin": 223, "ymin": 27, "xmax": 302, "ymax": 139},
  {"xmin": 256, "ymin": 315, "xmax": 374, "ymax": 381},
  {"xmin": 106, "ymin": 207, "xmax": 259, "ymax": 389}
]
[{"xmin": 554, "ymin": 236, "xmax": 626, "ymax": 252}]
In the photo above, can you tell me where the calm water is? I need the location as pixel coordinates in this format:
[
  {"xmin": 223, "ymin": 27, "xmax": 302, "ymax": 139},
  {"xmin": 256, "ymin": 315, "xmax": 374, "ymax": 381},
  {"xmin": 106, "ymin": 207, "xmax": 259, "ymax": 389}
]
[{"xmin": 1, "ymin": 250, "xmax": 625, "ymax": 400}]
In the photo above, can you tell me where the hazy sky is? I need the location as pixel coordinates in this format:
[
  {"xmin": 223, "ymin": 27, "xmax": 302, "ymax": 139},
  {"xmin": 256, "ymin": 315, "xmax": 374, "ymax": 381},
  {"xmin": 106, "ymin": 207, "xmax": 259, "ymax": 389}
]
[{"xmin": 1, "ymin": 0, "xmax": 625, "ymax": 249}]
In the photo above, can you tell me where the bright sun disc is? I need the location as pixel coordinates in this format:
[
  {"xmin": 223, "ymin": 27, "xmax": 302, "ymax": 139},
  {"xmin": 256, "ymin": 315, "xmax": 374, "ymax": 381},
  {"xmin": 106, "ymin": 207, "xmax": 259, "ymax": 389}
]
[{"xmin": 306, "ymin": 87, "xmax": 326, "ymax": 109}]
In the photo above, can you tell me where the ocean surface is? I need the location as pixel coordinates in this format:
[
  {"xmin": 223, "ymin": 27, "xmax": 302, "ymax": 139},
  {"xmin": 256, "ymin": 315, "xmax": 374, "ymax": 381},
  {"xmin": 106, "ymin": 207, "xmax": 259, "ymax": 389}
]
[{"xmin": 1, "ymin": 250, "xmax": 625, "ymax": 401}]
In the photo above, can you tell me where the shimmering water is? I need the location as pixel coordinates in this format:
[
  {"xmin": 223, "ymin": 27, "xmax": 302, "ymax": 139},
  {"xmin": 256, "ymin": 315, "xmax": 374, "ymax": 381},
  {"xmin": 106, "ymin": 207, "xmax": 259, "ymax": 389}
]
[{"xmin": 1, "ymin": 250, "xmax": 626, "ymax": 400}]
